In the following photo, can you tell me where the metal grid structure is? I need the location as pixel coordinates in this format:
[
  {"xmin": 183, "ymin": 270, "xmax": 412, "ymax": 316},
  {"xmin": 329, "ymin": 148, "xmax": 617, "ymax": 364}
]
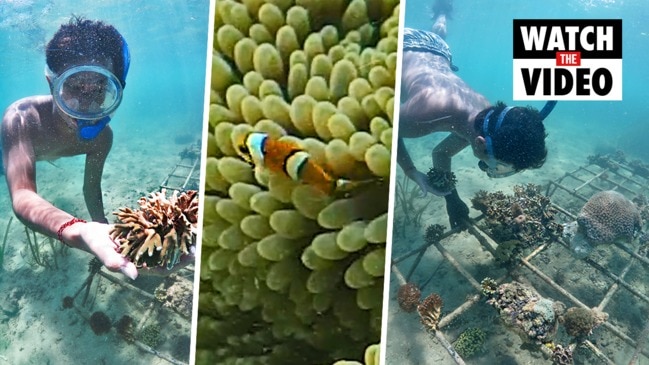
[
  {"xmin": 390, "ymin": 154, "xmax": 649, "ymax": 364},
  {"xmin": 66, "ymin": 259, "xmax": 195, "ymax": 365},
  {"xmin": 159, "ymin": 143, "xmax": 201, "ymax": 192}
]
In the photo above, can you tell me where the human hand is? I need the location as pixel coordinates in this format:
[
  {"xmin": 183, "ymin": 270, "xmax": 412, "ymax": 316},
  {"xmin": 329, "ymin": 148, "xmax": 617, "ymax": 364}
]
[
  {"xmin": 75, "ymin": 222, "xmax": 139, "ymax": 280},
  {"xmin": 444, "ymin": 189, "xmax": 469, "ymax": 229},
  {"xmin": 409, "ymin": 169, "xmax": 453, "ymax": 197}
]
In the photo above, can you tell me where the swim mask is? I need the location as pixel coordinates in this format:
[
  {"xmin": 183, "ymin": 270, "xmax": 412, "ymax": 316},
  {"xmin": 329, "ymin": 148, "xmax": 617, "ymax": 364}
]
[
  {"xmin": 479, "ymin": 101, "xmax": 557, "ymax": 178},
  {"xmin": 47, "ymin": 64, "xmax": 123, "ymax": 121},
  {"xmin": 479, "ymin": 107, "xmax": 518, "ymax": 178}
]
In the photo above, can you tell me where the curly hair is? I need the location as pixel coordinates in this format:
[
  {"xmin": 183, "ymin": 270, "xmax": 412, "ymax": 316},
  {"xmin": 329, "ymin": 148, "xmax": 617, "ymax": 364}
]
[
  {"xmin": 45, "ymin": 16, "xmax": 127, "ymax": 85},
  {"xmin": 474, "ymin": 101, "xmax": 548, "ymax": 171}
]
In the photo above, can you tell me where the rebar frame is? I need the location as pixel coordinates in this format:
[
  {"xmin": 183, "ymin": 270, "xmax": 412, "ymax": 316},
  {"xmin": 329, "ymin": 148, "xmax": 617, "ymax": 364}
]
[
  {"xmin": 159, "ymin": 143, "xmax": 201, "ymax": 192},
  {"xmin": 390, "ymin": 157, "xmax": 649, "ymax": 364}
]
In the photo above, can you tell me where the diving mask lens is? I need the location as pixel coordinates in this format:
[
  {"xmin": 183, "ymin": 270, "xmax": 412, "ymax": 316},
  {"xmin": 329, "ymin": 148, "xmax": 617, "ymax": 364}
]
[
  {"xmin": 478, "ymin": 160, "xmax": 517, "ymax": 178},
  {"xmin": 50, "ymin": 65, "xmax": 123, "ymax": 120}
]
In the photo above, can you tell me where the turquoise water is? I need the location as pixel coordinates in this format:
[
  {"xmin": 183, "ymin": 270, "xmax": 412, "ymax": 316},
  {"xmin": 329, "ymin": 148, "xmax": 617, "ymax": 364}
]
[
  {"xmin": 403, "ymin": 0, "xmax": 649, "ymax": 159},
  {"xmin": 0, "ymin": 0, "xmax": 209, "ymax": 146}
]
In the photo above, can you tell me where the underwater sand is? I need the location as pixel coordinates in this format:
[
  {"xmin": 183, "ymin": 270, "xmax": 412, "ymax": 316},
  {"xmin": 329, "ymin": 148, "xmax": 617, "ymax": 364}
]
[
  {"xmin": 0, "ymin": 124, "xmax": 200, "ymax": 364},
  {"xmin": 386, "ymin": 115, "xmax": 649, "ymax": 364}
]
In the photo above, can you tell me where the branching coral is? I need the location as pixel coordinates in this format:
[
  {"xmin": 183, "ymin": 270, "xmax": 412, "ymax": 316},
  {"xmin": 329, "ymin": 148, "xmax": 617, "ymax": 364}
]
[
  {"xmin": 417, "ymin": 293, "xmax": 443, "ymax": 331},
  {"xmin": 426, "ymin": 167, "xmax": 456, "ymax": 192},
  {"xmin": 471, "ymin": 184, "xmax": 563, "ymax": 251},
  {"xmin": 110, "ymin": 189, "xmax": 198, "ymax": 269},
  {"xmin": 397, "ymin": 282, "xmax": 421, "ymax": 312},
  {"xmin": 424, "ymin": 224, "xmax": 444, "ymax": 245},
  {"xmin": 198, "ymin": 0, "xmax": 397, "ymax": 363}
]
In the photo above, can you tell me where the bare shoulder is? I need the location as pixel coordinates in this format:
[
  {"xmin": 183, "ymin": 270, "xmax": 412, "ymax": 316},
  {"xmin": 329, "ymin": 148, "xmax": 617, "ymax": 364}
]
[{"xmin": 2, "ymin": 96, "xmax": 52, "ymax": 129}]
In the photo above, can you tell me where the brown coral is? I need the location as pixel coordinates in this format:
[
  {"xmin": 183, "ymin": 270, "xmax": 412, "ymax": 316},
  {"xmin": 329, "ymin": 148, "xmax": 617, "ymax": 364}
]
[
  {"xmin": 417, "ymin": 293, "xmax": 443, "ymax": 331},
  {"xmin": 89, "ymin": 311, "xmax": 112, "ymax": 335},
  {"xmin": 559, "ymin": 307, "xmax": 608, "ymax": 338},
  {"xmin": 110, "ymin": 189, "xmax": 198, "ymax": 269},
  {"xmin": 397, "ymin": 282, "xmax": 421, "ymax": 312},
  {"xmin": 577, "ymin": 190, "xmax": 641, "ymax": 244},
  {"xmin": 552, "ymin": 344, "xmax": 574, "ymax": 365}
]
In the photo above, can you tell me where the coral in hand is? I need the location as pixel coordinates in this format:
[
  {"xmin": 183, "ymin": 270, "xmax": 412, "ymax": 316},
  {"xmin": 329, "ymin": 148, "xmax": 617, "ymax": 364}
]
[
  {"xmin": 110, "ymin": 189, "xmax": 198, "ymax": 269},
  {"xmin": 426, "ymin": 167, "xmax": 456, "ymax": 192},
  {"xmin": 397, "ymin": 282, "xmax": 421, "ymax": 312},
  {"xmin": 417, "ymin": 293, "xmax": 443, "ymax": 331},
  {"xmin": 577, "ymin": 190, "xmax": 641, "ymax": 244}
]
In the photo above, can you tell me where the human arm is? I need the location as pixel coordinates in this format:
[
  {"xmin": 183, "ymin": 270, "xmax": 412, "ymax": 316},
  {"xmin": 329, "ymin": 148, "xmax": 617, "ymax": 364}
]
[
  {"xmin": 83, "ymin": 128, "xmax": 113, "ymax": 223},
  {"xmin": 397, "ymin": 136, "xmax": 451, "ymax": 196},
  {"xmin": 432, "ymin": 134, "xmax": 470, "ymax": 228},
  {"xmin": 1, "ymin": 107, "xmax": 137, "ymax": 279}
]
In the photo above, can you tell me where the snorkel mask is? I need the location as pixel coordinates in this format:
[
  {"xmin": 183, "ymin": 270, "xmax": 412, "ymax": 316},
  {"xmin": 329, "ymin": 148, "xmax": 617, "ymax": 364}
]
[
  {"xmin": 47, "ymin": 36, "xmax": 130, "ymax": 140},
  {"xmin": 478, "ymin": 101, "xmax": 557, "ymax": 178}
]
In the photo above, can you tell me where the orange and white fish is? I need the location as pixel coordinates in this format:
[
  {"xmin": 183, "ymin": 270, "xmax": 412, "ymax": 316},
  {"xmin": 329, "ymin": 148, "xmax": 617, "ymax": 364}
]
[{"xmin": 234, "ymin": 132, "xmax": 365, "ymax": 195}]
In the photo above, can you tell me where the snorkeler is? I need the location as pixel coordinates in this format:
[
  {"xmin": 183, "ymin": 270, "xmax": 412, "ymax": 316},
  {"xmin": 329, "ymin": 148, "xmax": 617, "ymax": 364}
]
[
  {"xmin": 1, "ymin": 16, "xmax": 139, "ymax": 279},
  {"xmin": 398, "ymin": 0, "xmax": 554, "ymax": 228}
]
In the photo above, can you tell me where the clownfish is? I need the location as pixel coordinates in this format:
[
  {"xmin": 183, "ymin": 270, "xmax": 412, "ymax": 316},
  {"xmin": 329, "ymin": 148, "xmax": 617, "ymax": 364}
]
[{"xmin": 234, "ymin": 132, "xmax": 365, "ymax": 195}]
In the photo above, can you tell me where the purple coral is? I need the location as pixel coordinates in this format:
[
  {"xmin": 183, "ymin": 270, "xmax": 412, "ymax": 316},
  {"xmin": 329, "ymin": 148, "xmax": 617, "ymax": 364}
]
[{"xmin": 577, "ymin": 191, "xmax": 641, "ymax": 244}]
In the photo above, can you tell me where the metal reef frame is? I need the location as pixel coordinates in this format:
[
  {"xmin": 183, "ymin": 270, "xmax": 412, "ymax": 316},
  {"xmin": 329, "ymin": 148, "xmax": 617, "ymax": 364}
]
[{"xmin": 390, "ymin": 156, "xmax": 649, "ymax": 365}]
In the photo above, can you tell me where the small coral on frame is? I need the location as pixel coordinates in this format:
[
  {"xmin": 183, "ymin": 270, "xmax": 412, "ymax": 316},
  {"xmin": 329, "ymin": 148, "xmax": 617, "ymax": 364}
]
[
  {"xmin": 417, "ymin": 293, "xmax": 443, "ymax": 331},
  {"xmin": 397, "ymin": 282, "xmax": 421, "ymax": 312},
  {"xmin": 559, "ymin": 307, "xmax": 608, "ymax": 338},
  {"xmin": 453, "ymin": 327, "xmax": 486, "ymax": 358},
  {"xmin": 110, "ymin": 189, "xmax": 198, "ymax": 269}
]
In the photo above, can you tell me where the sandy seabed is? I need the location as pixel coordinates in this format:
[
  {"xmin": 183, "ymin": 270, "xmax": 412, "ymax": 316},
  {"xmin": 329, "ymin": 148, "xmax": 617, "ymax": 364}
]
[
  {"xmin": 385, "ymin": 119, "xmax": 649, "ymax": 364},
  {"xmin": 0, "ymin": 124, "xmax": 200, "ymax": 364}
]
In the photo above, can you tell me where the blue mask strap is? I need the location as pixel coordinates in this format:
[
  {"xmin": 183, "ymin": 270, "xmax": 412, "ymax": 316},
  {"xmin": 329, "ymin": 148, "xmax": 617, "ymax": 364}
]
[
  {"xmin": 539, "ymin": 100, "xmax": 557, "ymax": 121},
  {"xmin": 483, "ymin": 107, "xmax": 513, "ymax": 168},
  {"xmin": 120, "ymin": 35, "xmax": 130, "ymax": 86},
  {"xmin": 78, "ymin": 116, "xmax": 111, "ymax": 140}
]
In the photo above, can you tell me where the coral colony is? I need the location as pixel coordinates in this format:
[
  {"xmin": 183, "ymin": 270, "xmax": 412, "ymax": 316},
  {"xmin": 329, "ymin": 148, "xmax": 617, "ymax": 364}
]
[
  {"xmin": 110, "ymin": 189, "xmax": 198, "ymax": 269},
  {"xmin": 564, "ymin": 190, "xmax": 642, "ymax": 257},
  {"xmin": 198, "ymin": 0, "xmax": 398, "ymax": 362}
]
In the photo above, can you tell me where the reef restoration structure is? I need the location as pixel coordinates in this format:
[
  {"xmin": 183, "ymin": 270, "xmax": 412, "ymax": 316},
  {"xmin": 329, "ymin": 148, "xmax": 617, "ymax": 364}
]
[{"xmin": 390, "ymin": 151, "xmax": 649, "ymax": 364}]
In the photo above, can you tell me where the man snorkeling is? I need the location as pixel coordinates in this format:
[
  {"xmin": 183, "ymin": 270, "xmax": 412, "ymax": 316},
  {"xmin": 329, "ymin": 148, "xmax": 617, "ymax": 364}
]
[
  {"xmin": 398, "ymin": 0, "xmax": 555, "ymax": 228},
  {"xmin": 1, "ymin": 16, "xmax": 138, "ymax": 279}
]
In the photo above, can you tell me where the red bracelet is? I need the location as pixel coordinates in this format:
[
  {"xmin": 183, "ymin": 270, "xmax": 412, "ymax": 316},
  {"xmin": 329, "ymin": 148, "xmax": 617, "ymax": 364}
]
[{"xmin": 57, "ymin": 218, "xmax": 87, "ymax": 244}]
